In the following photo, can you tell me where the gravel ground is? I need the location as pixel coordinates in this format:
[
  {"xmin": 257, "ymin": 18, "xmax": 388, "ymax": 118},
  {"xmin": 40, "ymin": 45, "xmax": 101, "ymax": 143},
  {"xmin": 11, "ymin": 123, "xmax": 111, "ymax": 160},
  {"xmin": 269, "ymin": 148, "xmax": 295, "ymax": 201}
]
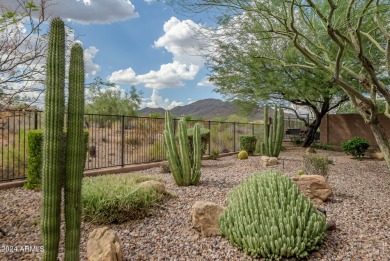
[{"xmin": 1, "ymin": 147, "xmax": 389, "ymax": 260}]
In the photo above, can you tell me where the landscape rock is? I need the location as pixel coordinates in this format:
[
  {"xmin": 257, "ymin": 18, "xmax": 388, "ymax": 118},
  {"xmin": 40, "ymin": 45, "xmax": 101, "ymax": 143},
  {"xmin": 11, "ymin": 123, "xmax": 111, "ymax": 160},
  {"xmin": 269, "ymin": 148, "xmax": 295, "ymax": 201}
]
[
  {"xmin": 138, "ymin": 180, "xmax": 166, "ymax": 194},
  {"xmin": 369, "ymin": 151, "xmax": 384, "ymax": 160},
  {"xmin": 306, "ymin": 147, "xmax": 316, "ymax": 154},
  {"xmin": 87, "ymin": 227, "xmax": 123, "ymax": 261},
  {"xmin": 261, "ymin": 156, "xmax": 278, "ymax": 167},
  {"xmin": 327, "ymin": 220, "xmax": 337, "ymax": 231},
  {"xmin": 293, "ymin": 175, "xmax": 332, "ymax": 205},
  {"xmin": 191, "ymin": 201, "xmax": 225, "ymax": 237}
]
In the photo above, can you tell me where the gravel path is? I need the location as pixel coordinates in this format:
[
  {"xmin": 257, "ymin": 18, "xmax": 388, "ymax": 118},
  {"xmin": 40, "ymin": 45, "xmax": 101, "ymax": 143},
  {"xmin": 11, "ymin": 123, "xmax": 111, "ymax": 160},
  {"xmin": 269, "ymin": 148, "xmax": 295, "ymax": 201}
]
[{"xmin": 1, "ymin": 147, "xmax": 389, "ymax": 260}]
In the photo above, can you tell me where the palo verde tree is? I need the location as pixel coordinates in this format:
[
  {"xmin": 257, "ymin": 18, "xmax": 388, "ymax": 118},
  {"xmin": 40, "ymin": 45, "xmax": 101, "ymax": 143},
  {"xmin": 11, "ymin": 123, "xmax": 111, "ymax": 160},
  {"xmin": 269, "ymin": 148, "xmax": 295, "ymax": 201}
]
[
  {"xmin": 208, "ymin": 27, "xmax": 349, "ymax": 147},
  {"xmin": 168, "ymin": 0, "xmax": 390, "ymax": 172}
]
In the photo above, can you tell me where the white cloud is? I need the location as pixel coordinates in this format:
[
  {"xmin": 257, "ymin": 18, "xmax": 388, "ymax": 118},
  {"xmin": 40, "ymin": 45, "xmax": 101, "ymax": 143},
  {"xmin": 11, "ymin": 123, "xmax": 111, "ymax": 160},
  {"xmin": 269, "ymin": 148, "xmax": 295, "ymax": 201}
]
[
  {"xmin": 141, "ymin": 89, "xmax": 183, "ymax": 109},
  {"xmin": 144, "ymin": 0, "xmax": 155, "ymax": 4},
  {"xmin": 197, "ymin": 77, "xmax": 215, "ymax": 87},
  {"xmin": 84, "ymin": 46, "xmax": 101, "ymax": 76},
  {"xmin": 154, "ymin": 17, "xmax": 210, "ymax": 66},
  {"xmin": 109, "ymin": 61, "xmax": 199, "ymax": 89},
  {"xmin": 0, "ymin": 0, "xmax": 139, "ymax": 24}
]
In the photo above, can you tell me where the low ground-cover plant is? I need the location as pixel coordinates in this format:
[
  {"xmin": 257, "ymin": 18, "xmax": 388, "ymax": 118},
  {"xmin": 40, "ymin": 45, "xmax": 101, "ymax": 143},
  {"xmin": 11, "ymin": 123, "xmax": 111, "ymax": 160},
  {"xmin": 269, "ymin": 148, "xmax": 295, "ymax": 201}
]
[
  {"xmin": 303, "ymin": 154, "xmax": 331, "ymax": 180},
  {"xmin": 82, "ymin": 174, "xmax": 169, "ymax": 224},
  {"xmin": 219, "ymin": 170, "xmax": 327, "ymax": 259},
  {"xmin": 341, "ymin": 137, "xmax": 369, "ymax": 159},
  {"xmin": 210, "ymin": 148, "xmax": 219, "ymax": 160},
  {"xmin": 310, "ymin": 142, "xmax": 333, "ymax": 150}
]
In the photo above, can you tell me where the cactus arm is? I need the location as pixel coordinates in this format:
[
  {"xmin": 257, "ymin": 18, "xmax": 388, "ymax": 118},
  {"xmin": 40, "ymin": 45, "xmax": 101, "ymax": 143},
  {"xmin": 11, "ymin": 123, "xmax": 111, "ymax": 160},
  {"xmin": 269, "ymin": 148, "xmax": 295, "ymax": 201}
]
[
  {"xmin": 191, "ymin": 123, "xmax": 202, "ymax": 185},
  {"xmin": 274, "ymin": 106, "xmax": 285, "ymax": 157},
  {"xmin": 64, "ymin": 43, "xmax": 85, "ymax": 261},
  {"xmin": 41, "ymin": 17, "xmax": 65, "ymax": 261},
  {"xmin": 178, "ymin": 118, "xmax": 191, "ymax": 185},
  {"xmin": 263, "ymin": 106, "xmax": 269, "ymax": 156},
  {"xmin": 163, "ymin": 111, "xmax": 183, "ymax": 186}
]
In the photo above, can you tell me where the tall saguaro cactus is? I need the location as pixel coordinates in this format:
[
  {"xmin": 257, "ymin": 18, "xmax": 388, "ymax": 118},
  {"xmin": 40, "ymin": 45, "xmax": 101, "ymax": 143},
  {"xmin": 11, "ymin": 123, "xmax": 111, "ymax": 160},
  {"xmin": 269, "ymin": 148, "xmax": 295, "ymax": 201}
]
[
  {"xmin": 64, "ymin": 43, "xmax": 85, "ymax": 261},
  {"xmin": 41, "ymin": 18, "xmax": 86, "ymax": 261},
  {"xmin": 41, "ymin": 17, "xmax": 65, "ymax": 261},
  {"xmin": 261, "ymin": 105, "xmax": 284, "ymax": 157},
  {"xmin": 163, "ymin": 111, "xmax": 201, "ymax": 186}
]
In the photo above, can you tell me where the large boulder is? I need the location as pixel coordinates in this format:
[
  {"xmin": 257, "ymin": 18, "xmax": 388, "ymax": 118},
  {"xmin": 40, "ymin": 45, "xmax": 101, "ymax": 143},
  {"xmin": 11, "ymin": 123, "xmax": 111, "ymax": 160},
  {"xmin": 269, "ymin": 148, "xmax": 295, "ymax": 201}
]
[
  {"xmin": 87, "ymin": 227, "xmax": 123, "ymax": 261},
  {"xmin": 191, "ymin": 201, "xmax": 225, "ymax": 237},
  {"xmin": 137, "ymin": 180, "xmax": 165, "ymax": 194},
  {"xmin": 293, "ymin": 175, "xmax": 332, "ymax": 205},
  {"xmin": 261, "ymin": 156, "xmax": 278, "ymax": 167}
]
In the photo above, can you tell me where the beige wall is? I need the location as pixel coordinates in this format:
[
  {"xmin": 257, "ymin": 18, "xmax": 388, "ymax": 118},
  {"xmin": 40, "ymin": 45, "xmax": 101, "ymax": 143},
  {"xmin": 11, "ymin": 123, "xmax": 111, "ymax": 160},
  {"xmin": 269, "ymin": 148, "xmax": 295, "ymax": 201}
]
[{"xmin": 320, "ymin": 113, "xmax": 390, "ymax": 148}]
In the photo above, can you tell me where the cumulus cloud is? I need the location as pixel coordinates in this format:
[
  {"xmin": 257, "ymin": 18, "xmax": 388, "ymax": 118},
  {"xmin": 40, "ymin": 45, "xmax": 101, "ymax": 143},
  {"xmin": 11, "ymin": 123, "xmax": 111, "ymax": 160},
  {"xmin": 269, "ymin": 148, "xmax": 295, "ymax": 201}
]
[
  {"xmin": 154, "ymin": 17, "xmax": 210, "ymax": 66},
  {"xmin": 84, "ymin": 46, "xmax": 101, "ymax": 76},
  {"xmin": 141, "ymin": 89, "xmax": 183, "ymax": 109},
  {"xmin": 197, "ymin": 77, "xmax": 215, "ymax": 87},
  {"xmin": 0, "ymin": 0, "xmax": 139, "ymax": 24},
  {"xmin": 109, "ymin": 61, "xmax": 199, "ymax": 89}
]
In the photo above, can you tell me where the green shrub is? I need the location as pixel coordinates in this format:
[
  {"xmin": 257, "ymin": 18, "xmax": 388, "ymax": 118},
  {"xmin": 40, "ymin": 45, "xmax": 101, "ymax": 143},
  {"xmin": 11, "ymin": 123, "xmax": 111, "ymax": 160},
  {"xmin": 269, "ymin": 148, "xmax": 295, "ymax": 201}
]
[
  {"xmin": 310, "ymin": 142, "xmax": 332, "ymax": 150},
  {"xmin": 186, "ymin": 127, "xmax": 210, "ymax": 156},
  {"xmin": 237, "ymin": 150, "xmax": 248, "ymax": 160},
  {"xmin": 24, "ymin": 130, "xmax": 43, "ymax": 190},
  {"xmin": 291, "ymin": 136, "xmax": 303, "ymax": 145},
  {"xmin": 210, "ymin": 149, "xmax": 219, "ymax": 160},
  {"xmin": 219, "ymin": 170, "xmax": 327, "ymax": 259},
  {"xmin": 239, "ymin": 135, "xmax": 257, "ymax": 155},
  {"xmin": 341, "ymin": 137, "xmax": 369, "ymax": 159},
  {"xmin": 81, "ymin": 174, "xmax": 167, "ymax": 224},
  {"xmin": 25, "ymin": 130, "xmax": 89, "ymax": 190},
  {"xmin": 302, "ymin": 154, "xmax": 330, "ymax": 180}
]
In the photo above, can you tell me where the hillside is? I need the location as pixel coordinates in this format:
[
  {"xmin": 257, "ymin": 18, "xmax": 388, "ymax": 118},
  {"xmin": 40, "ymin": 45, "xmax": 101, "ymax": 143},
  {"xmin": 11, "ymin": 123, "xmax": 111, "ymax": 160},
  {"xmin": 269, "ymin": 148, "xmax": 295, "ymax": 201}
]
[{"xmin": 139, "ymin": 98, "xmax": 267, "ymax": 121}]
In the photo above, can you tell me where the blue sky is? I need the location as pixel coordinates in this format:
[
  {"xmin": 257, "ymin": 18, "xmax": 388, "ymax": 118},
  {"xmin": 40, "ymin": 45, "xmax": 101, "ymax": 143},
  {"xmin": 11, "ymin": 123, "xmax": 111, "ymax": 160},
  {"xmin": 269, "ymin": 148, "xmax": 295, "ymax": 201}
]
[{"xmin": 5, "ymin": 0, "xmax": 222, "ymax": 109}]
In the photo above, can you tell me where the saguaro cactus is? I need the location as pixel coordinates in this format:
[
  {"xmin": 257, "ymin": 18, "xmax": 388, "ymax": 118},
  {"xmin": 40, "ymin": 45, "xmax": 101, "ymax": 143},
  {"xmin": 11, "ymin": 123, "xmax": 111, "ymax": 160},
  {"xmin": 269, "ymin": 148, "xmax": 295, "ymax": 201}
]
[
  {"xmin": 41, "ymin": 17, "xmax": 66, "ymax": 261},
  {"xmin": 41, "ymin": 18, "xmax": 86, "ymax": 261},
  {"xmin": 261, "ymin": 105, "xmax": 284, "ymax": 157},
  {"xmin": 64, "ymin": 43, "xmax": 85, "ymax": 261},
  {"xmin": 163, "ymin": 111, "xmax": 201, "ymax": 186}
]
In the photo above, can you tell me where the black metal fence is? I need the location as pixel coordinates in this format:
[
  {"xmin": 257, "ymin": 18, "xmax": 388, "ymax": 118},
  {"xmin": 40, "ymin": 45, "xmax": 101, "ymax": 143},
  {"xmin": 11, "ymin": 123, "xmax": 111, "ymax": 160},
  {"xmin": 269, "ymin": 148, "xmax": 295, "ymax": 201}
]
[{"xmin": 0, "ymin": 110, "xmax": 304, "ymax": 182}]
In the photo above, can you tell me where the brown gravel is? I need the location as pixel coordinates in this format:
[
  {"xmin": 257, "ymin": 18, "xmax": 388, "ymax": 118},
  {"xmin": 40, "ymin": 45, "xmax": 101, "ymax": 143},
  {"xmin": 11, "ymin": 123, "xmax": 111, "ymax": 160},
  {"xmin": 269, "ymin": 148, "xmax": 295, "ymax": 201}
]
[{"xmin": 1, "ymin": 147, "xmax": 389, "ymax": 260}]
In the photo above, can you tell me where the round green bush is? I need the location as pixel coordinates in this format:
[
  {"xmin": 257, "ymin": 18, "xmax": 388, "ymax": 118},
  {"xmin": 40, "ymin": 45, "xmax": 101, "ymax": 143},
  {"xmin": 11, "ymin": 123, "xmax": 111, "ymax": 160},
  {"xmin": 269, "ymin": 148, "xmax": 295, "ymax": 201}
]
[
  {"xmin": 237, "ymin": 150, "xmax": 249, "ymax": 160},
  {"xmin": 341, "ymin": 137, "xmax": 369, "ymax": 158},
  {"xmin": 219, "ymin": 170, "xmax": 327, "ymax": 259},
  {"xmin": 239, "ymin": 135, "xmax": 257, "ymax": 155}
]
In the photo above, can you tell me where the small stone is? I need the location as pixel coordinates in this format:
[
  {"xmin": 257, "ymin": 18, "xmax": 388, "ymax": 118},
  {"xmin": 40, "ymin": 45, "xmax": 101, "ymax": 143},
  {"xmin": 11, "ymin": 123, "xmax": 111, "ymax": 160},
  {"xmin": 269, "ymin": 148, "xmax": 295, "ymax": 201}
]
[
  {"xmin": 327, "ymin": 220, "xmax": 337, "ymax": 231},
  {"xmin": 306, "ymin": 147, "xmax": 316, "ymax": 154}
]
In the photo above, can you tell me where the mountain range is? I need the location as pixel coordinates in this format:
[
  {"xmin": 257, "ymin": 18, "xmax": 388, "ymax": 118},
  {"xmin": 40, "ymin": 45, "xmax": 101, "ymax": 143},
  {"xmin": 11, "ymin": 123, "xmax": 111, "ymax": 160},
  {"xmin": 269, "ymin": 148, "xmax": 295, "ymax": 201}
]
[{"xmin": 139, "ymin": 98, "xmax": 267, "ymax": 121}]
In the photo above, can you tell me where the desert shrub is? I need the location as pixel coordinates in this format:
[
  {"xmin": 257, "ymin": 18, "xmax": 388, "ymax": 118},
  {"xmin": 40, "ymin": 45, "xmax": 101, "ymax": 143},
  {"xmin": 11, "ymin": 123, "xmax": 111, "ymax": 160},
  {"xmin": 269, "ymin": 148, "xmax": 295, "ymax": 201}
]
[
  {"xmin": 186, "ymin": 127, "xmax": 210, "ymax": 156},
  {"xmin": 159, "ymin": 162, "xmax": 171, "ymax": 173},
  {"xmin": 237, "ymin": 150, "xmax": 248, "ymax": 160},
  {"xmin": 210, "ymin": 149, "xmax": 219, "ymax": 160},
  {"xmin": 239, "ymin": 135, "xmax": 257, "ymax": 155},
  {"xmin": 303, "ymin": 154, "xmax": 330, "ymax": 179},
  {"xmin": 219, "ymin": 170, "xmax": 327, "ymax": 259},
  {"xmin": 310, "ymin": 142, "xmax": 333, "ymax": 150},
  {"xmin": 341, "ymin": 137, "xmax": 369, "ymax": 159},
  {"xmin": 148, "ymin": 141, "xmax": 165, "ymax": 161},
  {"xmin": 291, "ymin": 136, "xmax": 303, "ymax": 145},
  {"xmin": 82, "ymin": 174, "xmax": 167, "ymax": 224},
  {"xmin": 126, "ymin": 137, "xmax": 141, "ymax": 146}
]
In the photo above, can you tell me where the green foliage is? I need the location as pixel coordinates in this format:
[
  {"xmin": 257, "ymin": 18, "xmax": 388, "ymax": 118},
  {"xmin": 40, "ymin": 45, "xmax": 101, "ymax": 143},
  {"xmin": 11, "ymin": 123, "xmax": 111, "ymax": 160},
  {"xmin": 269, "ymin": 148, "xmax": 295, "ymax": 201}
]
[
  {"xmin": 25, "ymin": 130, "xmax": 89, "ymax": 190},
  {"xmin": 25, "ymin": 130, "xmax": 43, "ymax": 190},
  {"xmin": 163, "ymin": 111, "xmax": 202, "ymax": 186},
  {"xmin": 261, "ymin": 105, "xmax": 284, "ymax": 157},
  {"xmin": 237, "ymin": 150, "xmax": 248, "ymax": 160},
  {"xmin": 186, "ymin": 127, "xmax": 210, "ymax": 157},
  {"xmin": 239, "ymin": 135, "xmax": 257, "ymax": 155},
  {"xmin": 226, "ymin": 114, "xmax": 248, "ymax": 123},
  {"xmin": 85, "ymin": 76, "xmax": 142, "ymax": 116},
  {"xmin": 149, "ymin": 112, "xmax": 163, "ymax": 118},
  {"xmin": 341, "ymin": 137, "xmax": 369, "ymax": 159},
  {"xmin": 310, "ymin": 142, "xmax": 333, "ymax": 151},
  {"xmin": 302, "ymin": 154, "xmax": 330, "ymax": 180},
  {"xmin": 219, "ymin": 170, "xmax": 327, "ymax": 259},
  {"xmin": 81, "ymin": 174, "xmax": 168, "ymax": 224},
  {"xmin": 291, "ymin": 136, "xmax": 303, "ymax": 145},
  {"xmin": 210, "ymin": 149, "xmax": 219, "ymax": 160}
]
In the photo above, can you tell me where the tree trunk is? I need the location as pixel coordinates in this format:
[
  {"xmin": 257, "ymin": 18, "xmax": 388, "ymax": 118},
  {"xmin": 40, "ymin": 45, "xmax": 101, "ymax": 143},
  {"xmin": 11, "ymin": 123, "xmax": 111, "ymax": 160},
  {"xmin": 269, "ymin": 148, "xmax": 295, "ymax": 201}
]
[
  {"xmin": 302, "ymin": 118, "xmax": 322, "ymax": 147},
  {"xmin": 368, "ymin": 120, "xmax": 390, "ymax": 172}
]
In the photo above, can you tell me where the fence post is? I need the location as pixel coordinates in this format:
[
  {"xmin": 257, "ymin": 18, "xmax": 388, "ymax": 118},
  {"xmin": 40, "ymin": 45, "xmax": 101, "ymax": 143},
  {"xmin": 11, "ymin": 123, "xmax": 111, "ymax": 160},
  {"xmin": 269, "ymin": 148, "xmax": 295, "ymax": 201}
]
[
  {"xmin": 34, "ymin": 111, "xmax": 38, "ymax": 129},
  {"xmin": 233, "ymin": 122, "xmax": 236, "ymax": 152},
  {"xmin": 208, "ymin": 120, "xmax": 211, "ymax": 154},
  {"xmin": 121, "ymin": 114, "xmax": 125, "ymax": 167}
]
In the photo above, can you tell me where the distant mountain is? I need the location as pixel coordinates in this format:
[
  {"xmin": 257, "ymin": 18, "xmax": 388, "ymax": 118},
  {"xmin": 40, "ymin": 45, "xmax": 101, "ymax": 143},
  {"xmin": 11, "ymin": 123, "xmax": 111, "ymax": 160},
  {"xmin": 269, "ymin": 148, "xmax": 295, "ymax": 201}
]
[{"xmin": 139, "ymin": 98, "xmax": 268, "ymax": 121}]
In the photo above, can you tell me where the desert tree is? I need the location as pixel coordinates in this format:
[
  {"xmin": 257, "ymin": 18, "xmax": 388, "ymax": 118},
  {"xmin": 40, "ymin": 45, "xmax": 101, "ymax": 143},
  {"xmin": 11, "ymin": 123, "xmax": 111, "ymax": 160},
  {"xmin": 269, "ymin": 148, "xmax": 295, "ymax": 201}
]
[{"xmin": 168, "ymin": 0, "xmax": 390, "ymax": 171}]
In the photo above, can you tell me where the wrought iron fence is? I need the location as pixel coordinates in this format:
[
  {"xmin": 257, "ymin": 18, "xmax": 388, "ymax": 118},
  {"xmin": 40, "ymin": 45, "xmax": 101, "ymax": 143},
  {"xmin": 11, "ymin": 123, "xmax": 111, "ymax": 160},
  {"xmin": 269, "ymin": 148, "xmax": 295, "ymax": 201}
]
[{"xmin": 0, "ymin": 109, "xmax": 305, "ymax": 182}]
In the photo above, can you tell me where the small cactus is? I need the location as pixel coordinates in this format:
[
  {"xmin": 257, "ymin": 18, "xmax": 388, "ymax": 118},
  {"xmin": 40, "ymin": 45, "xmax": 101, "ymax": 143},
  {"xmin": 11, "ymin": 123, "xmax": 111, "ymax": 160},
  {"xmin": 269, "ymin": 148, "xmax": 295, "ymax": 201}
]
[
  {"xmin": 237, "ymin": 150, "xmax": 249, "ymax": 160},
  {"xmin": 261, "ymin": 105, "xmax": 284, "ymax": 157}
]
